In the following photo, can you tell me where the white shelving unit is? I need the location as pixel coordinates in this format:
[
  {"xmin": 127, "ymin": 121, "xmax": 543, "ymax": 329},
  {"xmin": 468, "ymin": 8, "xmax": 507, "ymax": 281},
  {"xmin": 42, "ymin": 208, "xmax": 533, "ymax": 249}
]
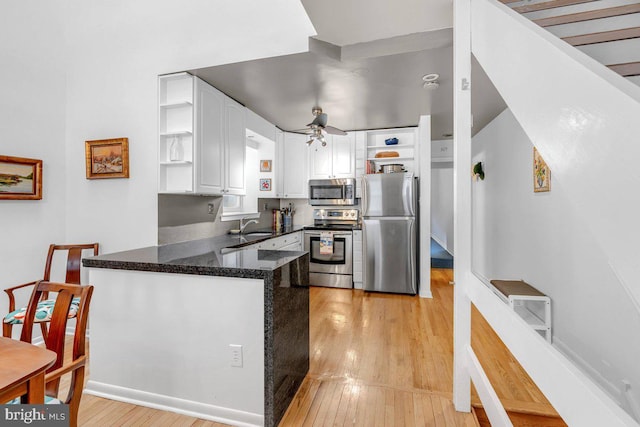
[
  {"xmin": 490, "ymin": 279, "xmax": 552, "ymax": 342},
  {"xmin": 365, "ymin": 127, "xmax": 418, "ymax": 174},
  {"xmin": 159, "ymin": 73, "xmax": 194, "ymax": 193}
]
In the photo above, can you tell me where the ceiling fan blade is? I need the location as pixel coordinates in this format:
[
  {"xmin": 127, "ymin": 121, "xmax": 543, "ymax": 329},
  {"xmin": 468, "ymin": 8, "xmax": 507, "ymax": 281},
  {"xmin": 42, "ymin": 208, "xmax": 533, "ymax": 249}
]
[
  {"xmin": 324, "ymin": 125, "xmax": 347, "ymax": 136},
  {"xmin": 289, "ymin": 128, "xmax": 314, "ymax": 135}
]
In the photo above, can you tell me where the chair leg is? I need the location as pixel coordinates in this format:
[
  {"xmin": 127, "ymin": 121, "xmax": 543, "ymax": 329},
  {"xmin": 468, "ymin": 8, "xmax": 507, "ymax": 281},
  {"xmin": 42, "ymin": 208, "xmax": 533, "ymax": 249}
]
[
  {"xmin": 2, "ymin": 322, "xmax": 12, "ymax": 338},
  {"xmin": 67, "ymin": 367, "xmax": 85, "ymax": 427}
]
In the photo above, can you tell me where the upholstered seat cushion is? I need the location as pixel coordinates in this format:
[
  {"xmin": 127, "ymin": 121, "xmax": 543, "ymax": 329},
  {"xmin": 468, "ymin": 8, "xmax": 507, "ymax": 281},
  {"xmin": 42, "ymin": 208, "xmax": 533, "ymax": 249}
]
[
  {"xmin": 3, "ymin": 297, "xmax": 80, "ymax": 325},
  {"xmin": 6, "ymin": 395, "xmax": 63, "ymax": 404}
]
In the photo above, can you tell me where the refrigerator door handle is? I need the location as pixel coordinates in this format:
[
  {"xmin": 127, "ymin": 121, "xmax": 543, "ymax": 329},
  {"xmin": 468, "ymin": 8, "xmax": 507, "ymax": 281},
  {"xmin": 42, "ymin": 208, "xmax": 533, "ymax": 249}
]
[
  {"xmin": 402, "ymin": 176, "xmax": 415, "ymax": 216},
  {"xmin": 361, "ymin": 176, "xmax": 368, "ymax": 214}
]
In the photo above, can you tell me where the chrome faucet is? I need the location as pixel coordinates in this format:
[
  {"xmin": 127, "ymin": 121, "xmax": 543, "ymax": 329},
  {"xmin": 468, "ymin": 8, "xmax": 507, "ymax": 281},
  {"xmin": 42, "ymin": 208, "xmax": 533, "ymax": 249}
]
[{"xmin": 239, "ymin": 217, "xmax": 259, "ymax": 233}]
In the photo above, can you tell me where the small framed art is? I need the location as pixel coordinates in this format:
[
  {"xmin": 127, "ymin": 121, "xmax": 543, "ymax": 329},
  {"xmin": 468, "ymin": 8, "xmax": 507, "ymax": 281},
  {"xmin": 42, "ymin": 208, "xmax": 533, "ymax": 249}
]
[
  {"xmin": 0, "ymin": 155, "xmax": 43, "ymax": 200},
  {"xmin": 260, "ymin": 178, "xmax": 272, "ymax": 191},
  {"xmin": 260, "ymin": 159, "xmax": 272, "ymax": 172},
  {"xmin": 85, "ymin": 137, "xmax": 130, "ymax": 179},
  {"xmin": 533, "ymin": 147, "xmax": 550, "ymax": 192}
]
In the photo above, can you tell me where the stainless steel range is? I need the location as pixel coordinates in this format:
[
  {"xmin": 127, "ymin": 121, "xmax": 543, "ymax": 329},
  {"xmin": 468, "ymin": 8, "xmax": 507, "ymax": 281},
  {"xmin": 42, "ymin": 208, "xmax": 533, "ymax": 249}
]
[{"xmin": 304, "ymin": 208, "xmax": 359, "ymax": 289}]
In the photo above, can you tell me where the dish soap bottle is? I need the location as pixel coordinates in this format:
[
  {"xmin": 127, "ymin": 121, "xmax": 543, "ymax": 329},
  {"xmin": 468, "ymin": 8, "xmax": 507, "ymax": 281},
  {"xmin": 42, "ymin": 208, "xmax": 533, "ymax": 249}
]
[{"xmin": 169, "ymin": 135, "xmax": 183, "ymax": 161}]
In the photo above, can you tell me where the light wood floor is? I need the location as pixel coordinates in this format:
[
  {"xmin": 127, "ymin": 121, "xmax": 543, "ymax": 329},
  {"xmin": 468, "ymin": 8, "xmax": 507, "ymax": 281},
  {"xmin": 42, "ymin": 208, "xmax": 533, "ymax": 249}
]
[{"xmin": 71, "ymin": 268, "xmax": 557, "ymax": 426}]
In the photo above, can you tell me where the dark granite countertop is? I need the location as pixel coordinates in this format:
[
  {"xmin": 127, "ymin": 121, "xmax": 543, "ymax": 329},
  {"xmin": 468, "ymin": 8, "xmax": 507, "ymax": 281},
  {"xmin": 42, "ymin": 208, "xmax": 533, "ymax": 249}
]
[{"xmin": 82, "ymin": 226, "xmax": 307, "ymax": 279}]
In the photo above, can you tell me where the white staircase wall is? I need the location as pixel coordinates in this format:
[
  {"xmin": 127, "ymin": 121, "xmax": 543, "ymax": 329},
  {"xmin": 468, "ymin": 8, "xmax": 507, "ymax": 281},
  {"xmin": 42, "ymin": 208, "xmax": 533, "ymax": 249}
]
[{"xmin": 470, "ymin": 0, "xmax": 640, "ymax": 416}]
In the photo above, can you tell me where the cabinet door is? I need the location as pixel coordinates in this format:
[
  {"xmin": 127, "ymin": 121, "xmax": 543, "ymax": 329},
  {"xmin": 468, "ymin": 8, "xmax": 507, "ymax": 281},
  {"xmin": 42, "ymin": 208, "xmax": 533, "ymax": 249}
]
[
  {"xmin": 331, "ymin": 133, "xmax": 355, "ymax": 178},
  {"xmin": 308, "ymin": 139, "xmax": 333, "ymax": 179},
  {"xmin": 282, "ymin": 132, "xmax": 308, "ymax": 198},
  {"xmin": 225, "ymin": 98, "xmax": 246, "ymax": 195},
  {"xmin": 274, "ymin": 130, "xmax": 284, "ymax": 198},
  {"xmin": 195, "ymin": 78, "xmax": 224, "ymax": 194}
]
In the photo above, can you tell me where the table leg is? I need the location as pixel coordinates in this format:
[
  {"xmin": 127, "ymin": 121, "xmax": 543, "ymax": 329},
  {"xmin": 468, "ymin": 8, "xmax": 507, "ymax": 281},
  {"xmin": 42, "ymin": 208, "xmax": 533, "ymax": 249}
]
[{"xmin": 20, "ymin": 372, "xmax": 45, "ymax": 403}]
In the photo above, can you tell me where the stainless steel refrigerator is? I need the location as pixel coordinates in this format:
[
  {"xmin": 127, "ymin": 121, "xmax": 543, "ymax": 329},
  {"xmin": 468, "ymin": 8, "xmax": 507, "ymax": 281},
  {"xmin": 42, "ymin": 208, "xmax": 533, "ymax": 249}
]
[{"xmin": 362, "ymin": 173, "xmax": 417, "ymax": 294}]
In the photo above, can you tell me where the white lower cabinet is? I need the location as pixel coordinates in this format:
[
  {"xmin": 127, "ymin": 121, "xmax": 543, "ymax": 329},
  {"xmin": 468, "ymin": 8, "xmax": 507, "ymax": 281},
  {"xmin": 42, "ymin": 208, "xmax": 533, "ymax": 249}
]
[
  {"xmin": 244, "ymin": 231, "xmax": 303, "ymax": 251},
  {"xmin": 352, "ymin": 230, "xmax": 363, "ymax": 290}
]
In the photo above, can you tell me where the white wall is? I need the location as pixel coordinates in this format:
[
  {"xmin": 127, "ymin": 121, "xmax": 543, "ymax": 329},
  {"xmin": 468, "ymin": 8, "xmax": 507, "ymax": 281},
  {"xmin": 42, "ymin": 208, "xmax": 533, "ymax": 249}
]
[
  {"xmin": 472, "ymin": 108, "xmax": 640, "ymax": 413},
  {"xmin": 0, "ymin": 1, "xmax": 68, "ymax": 317},
  {"xmin": 62, "ymin": 0, "xmax": 315, "ymax": 255},
  {"xmin": 431, "ymin": 162, "xmax": 453, "ymax": 253}
]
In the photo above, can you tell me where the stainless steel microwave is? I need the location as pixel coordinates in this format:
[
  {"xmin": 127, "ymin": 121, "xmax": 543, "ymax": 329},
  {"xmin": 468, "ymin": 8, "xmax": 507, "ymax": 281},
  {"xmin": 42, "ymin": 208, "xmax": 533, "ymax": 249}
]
[{"xmin": 308, "ymin": 178, "xmax": 356, "ymax": 206}]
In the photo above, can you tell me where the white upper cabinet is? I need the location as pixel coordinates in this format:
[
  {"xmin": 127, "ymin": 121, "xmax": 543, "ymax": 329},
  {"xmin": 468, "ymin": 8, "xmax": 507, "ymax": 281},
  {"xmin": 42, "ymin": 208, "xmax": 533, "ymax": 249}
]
[
  {"xmin": 308, "ymin": 133, "xmax": 355, "ymax": 179},
  {"xmin": 159, "ymin": 73, "xmax": 245, "ymax": 195},
  {"xmin": 281, "ymin": 132, "xmax": 308, "ymax": 198},
  {"xmin": 224, "ymin": 97, "xmax": 246, "ymax": 195},
  {"xmin": 195, "ymin": 77, "xmax": 225, "ymax": 194}
]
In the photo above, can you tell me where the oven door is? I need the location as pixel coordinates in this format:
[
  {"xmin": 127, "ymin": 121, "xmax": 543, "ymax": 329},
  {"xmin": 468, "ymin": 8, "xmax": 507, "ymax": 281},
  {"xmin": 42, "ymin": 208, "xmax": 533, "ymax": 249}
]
[{"xmin": 304, "ymin": 231, "xmax": 353, "ymax": 275}]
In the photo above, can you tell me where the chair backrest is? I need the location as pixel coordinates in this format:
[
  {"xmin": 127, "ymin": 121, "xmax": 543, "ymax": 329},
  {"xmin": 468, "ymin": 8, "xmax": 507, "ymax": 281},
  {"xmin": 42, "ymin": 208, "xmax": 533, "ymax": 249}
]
[
  {"xmin": 20, "ymin": 281, "xmax": 93, "ymax": 371},
  {"xmin": 43, "ymin": 243, "xmax": 99, "ymax": 284}
]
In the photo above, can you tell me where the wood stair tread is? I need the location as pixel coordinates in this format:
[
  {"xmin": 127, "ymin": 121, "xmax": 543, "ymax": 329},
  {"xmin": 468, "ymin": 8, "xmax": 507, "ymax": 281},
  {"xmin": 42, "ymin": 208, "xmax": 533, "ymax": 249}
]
[
  {"xmin": 513, "ymin": 0, "xmax": 598, "ymax": 14},
  {"xmin": 608, "ymin": 61, "xmax": 640, "ymax": 76},
  {"xmin": 471, "ymin": 396, "xmax": 561, "ymax": 417},
  {"xmin": 534, "ymin": 3, "xmax": 640, "ymax": 27},
  {"xmin": 562, "ymin": 26, "xmax": 640, "ymax": 46}
]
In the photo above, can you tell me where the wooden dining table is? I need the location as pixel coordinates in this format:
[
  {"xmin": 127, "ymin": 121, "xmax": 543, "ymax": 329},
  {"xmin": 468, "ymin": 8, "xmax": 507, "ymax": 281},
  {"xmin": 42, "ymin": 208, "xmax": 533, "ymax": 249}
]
[{"xmin": 0, "ymin": 336, "xmax": 56, "ymax": 404}]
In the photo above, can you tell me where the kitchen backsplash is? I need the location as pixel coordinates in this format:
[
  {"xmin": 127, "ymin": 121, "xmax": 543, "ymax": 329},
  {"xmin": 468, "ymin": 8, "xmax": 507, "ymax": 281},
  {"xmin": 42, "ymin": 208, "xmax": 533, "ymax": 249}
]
[{"xmin": 158, "ymin": 194, "xmax": 359, "ymax": 245}]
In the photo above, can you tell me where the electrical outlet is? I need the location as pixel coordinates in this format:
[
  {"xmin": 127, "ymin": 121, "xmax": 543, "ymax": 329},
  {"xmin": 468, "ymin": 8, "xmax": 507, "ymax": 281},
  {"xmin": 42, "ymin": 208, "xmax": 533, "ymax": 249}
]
[
  {"xmin": 230, "ymin": 344, "xmax": 243, "ymax": 367},
  {"xmin": 207, "ymin": 203, "xmax": 215, "ymax": 215}
]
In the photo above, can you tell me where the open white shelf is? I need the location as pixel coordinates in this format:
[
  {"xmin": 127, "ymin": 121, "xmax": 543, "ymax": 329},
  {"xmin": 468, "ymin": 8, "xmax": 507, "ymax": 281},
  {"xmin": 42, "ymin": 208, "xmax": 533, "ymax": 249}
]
[
  {"xmin": 367, "ymin": 156, "xmax": 414, "ymax": 162},
  {"xmin": 367, "ymin": 143, "xmax": 415, "ymax": 149},
  {"xmin": 160, "ymin": 130, "xmax": 193, "ymax": 137},
  {"xmin": 160, "ymin": 161, "xmax": 193, "ymax": 166},
  {"xmin": 160, "ymin": 101, "xmax": 193, "ymax": 109}
]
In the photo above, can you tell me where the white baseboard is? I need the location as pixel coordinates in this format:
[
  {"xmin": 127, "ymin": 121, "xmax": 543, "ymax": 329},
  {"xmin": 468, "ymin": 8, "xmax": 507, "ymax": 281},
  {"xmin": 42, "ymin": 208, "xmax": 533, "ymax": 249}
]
[{"xmin": 84, "ymin": 381, "xmax": 264, "ymax": 427}]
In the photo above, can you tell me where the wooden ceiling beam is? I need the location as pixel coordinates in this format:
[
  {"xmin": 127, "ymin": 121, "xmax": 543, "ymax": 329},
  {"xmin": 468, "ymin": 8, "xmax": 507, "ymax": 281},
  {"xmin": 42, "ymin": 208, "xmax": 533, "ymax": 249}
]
[
  {"xmin": 608, "ymin": 61, "xmax": 640, "ymax": 77},
  {"xmin": 534, "ymin": 4, "xmax": 640, "ymax": 27},
  {"xmin": 514, "ymin": 0, "xmax": 597, "ymax": 14},
  {"xmin": 562, "ymin": 27, "xmax": 640, "ymax": 46}
]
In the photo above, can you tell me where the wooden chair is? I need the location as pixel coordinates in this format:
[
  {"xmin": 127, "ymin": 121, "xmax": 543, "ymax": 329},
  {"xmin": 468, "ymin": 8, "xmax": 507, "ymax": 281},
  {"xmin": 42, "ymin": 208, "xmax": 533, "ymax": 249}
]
[
  {"xmin": 18, "ymin": 281, "xmax": 93, "ymax": 427},
  {"xmin": 3, "ymin": 243, "xmax": 99, "ymax": 340}
]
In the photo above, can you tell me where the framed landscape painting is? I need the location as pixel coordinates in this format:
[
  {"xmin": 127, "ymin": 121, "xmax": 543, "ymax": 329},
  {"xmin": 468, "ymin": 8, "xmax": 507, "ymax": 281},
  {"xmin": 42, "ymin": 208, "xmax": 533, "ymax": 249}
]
[
  {"xmin": 0, "ymin": 155, "xmax": 43, "ymax": 200},
  {"xmin": 533, "ymin": 147, "xmax": 550, "ymax": 193},
  {"xmin": 85, "ymin": 137, "xmax": 130, "ymax": 179}
]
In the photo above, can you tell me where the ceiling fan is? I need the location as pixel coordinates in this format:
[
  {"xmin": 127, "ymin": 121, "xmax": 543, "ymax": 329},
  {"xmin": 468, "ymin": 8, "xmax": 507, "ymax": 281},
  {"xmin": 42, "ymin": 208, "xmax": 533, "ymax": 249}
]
[{"xmin": 295, "ymin": 106, "xmax": 347, "ymax": 146}]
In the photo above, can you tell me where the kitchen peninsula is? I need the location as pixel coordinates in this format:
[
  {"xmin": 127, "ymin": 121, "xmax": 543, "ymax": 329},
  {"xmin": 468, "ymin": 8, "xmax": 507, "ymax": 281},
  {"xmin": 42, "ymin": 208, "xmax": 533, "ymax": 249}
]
[{"xmin": 82, "ymin": 229, "xmax": 308, "ymax": 427}]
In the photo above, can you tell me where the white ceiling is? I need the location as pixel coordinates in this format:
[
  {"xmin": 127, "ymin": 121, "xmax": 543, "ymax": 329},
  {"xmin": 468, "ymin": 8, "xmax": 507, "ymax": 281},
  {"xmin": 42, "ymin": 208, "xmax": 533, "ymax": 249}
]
[
  {"xmin": 189, "ymin": 1, "xmax": 505, "ymax": 139},
  {"xmin": 300, "ymin": 0, "xmax": 454, "ymax": 46}
]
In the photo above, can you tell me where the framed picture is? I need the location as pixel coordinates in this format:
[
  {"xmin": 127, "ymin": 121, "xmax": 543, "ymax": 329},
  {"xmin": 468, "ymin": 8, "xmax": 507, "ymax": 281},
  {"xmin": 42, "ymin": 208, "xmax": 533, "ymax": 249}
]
[
  {"xmin": 260, "ymin": 159, "xmax": 272, "ymax": 172},
  {"xmin": 0, "ymin": 155, "xmax": 43, "ymax": 200},
  {"xmin": 260, "ymin": 178, "xmax": 272, "ymax": 191},
  {"xmin": 533, "ymin": 147, "xmax": 550, "ymax": 192},
  {"xmin": 85, "ymin": 137, "xmax": 130, "ymax": 179}
]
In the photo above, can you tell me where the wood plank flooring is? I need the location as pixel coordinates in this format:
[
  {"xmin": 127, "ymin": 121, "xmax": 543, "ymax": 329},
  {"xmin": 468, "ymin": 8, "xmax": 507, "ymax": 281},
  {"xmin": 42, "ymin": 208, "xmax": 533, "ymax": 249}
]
[{"xmin": 64, "ymin": 268, "xmax": 559, "ymax": 426}]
